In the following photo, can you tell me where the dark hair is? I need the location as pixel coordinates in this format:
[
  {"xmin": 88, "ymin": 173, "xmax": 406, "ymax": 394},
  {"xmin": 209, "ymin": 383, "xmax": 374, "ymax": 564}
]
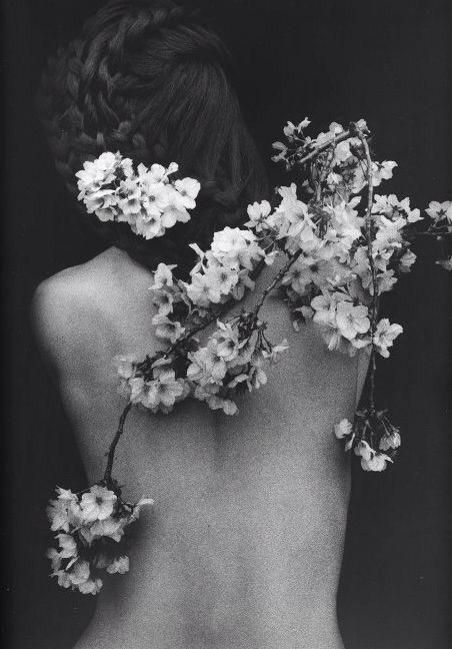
[{"xmin": 37, "ymin": 0, "xmax": 268, "ymax": 276}]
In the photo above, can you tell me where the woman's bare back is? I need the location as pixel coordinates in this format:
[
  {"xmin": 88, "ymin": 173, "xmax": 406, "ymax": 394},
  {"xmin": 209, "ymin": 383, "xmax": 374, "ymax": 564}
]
[{"xmin": 34, "ymin": 246, "xmax": 366, "ymax": 649}]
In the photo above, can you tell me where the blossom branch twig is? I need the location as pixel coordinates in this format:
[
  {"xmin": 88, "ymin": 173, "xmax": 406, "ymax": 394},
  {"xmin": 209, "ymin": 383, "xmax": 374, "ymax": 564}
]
[
  {"xmin": 104, "ymin": 402, "xmax": 133, "ymax": 488},
  {"xmin": 354, "ymin": 124, "xmax": 378, "ymax": 413},
  {"xmin": 296, "ymin": 128, "xmax": 355, "ymax": 167},
  {"xmin": 251, "ymin": 249, "xmax": 303, "ymax": 315}
]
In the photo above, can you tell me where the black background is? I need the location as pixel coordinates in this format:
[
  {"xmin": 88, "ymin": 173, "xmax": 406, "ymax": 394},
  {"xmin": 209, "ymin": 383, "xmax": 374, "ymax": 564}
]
[{"xmin": 3, "ymin": 1, "xmax": 451, "ymax": 647}]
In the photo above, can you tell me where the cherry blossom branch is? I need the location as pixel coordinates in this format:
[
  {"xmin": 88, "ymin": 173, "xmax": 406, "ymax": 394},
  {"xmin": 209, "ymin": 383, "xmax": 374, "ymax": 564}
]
[
  {"xmin": 296, "ymin": 128, "xmax": 355, "ymax": 167},
  {"xmin": 354, "ymin": 124, "xmax": 378, "ymax": 413},
  {"xmin": 104, "ymin": 402, "xmax": 132, "ymax": 488},
  {"xmin": 251, "ymin": 249, "xmax": 303, "ymax": 316},
  {"xmin": 103, "ymin": 122, "xmax": 377, "ymax": 486}
]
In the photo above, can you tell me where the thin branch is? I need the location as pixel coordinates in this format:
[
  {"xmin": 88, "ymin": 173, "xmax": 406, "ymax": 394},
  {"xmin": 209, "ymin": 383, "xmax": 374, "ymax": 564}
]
[
  {"xmin": 355, "ymin": 125, "xmax": 378, "ymax": 414},
  {"xmin": 296, "ymin": 129, "xmax": 354, "ymax": 167},
  {"xmin": 355, "ymin": 128, "xmax": 378, "ymax": 320},
  {"xmin": 104, "ymin": 402, "xmax": 132, "ymax": 487},
  {"xmin": 368, "ymin": 350, "xmax": 377, "ymax": 411},
  {"xmin": 154, "ymin": 261, "xmax": 270, "ymax": 363},
  {"xmin": 251, "ymin": 249, "xmax": 303, "ymax": 315}
]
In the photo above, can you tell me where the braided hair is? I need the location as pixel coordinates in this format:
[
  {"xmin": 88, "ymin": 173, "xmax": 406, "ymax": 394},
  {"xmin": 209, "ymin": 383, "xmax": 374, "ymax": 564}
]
[{"xmin": 37, "ymin": 0, "xmax": 268, "ymax": 276}]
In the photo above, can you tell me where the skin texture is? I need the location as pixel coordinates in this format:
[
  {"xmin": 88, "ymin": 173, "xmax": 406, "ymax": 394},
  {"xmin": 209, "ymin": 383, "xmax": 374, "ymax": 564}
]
[{"xmin": 33, "ymin": 246, "xmax": 368, "ymax": 649}]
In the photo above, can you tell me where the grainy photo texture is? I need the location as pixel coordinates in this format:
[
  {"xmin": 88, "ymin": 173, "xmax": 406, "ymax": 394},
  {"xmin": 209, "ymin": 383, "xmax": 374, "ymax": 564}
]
[{"xmin": 3, "ymin": 1, "xmax": 451, "ymax": 648}]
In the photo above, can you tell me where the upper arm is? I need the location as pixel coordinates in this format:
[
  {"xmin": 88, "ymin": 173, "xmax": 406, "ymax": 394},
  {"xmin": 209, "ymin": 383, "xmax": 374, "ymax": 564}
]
[
  {"xmin": 31, "ymin": 274, "xmax": 107, "ymax": 383},
  {"xmin": 32, "ymin": 277, "xmax": 74, "ymax": 377}
]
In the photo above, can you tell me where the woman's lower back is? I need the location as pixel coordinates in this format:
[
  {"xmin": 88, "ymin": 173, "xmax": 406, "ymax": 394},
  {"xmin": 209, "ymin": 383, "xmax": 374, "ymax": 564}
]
[{"xmin": 73, "ymin": 388, "xmax": 351, "ymax": 649}]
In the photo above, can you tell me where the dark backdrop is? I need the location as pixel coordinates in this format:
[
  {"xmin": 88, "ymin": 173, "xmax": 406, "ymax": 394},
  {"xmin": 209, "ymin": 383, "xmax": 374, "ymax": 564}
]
[{"xmin": 3, "ymin": 1, "xmax": 451, "ymax": 648}]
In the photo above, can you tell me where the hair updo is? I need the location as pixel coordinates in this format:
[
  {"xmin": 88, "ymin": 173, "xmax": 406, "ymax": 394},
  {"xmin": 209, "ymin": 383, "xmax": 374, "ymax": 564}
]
[{"xmin": 37, "ymin": 0, "xmax": 268, "ymax": 276}]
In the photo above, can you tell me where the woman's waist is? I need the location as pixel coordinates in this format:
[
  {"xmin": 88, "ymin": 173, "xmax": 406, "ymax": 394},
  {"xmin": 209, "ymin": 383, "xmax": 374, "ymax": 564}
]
[
  {"xmin": 86, "ymin": 535, "xmax": 344, "ymax": 649},
  {"xmin": 100, "ymin": 498, "xmax": 347, "ymax": 611}
]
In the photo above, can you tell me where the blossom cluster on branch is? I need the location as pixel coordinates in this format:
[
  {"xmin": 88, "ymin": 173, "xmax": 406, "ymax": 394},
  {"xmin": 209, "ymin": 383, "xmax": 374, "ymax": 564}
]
[
  {"xmin": 425, "ymin": 201, "xmax": 452, "ymax": 270},
  {"xmin": 47, "ymin": 484, "xmax": 153, "ymax": 595},
  {"xmin": 48, "ymin": 118, "xmax": 451, "ymax": 592}
]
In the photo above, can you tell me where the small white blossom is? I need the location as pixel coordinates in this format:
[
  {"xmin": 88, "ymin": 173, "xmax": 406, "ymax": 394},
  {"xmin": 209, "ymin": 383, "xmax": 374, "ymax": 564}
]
[
  {"xmin": 152, "ymin": 263, "xmax": 176, "ymax": 290},
  {"xmin": 436, "ymin": 256, "xmax": 452, "ymax": 271},
  {"xmin": 372, "ymin": 160, "xmax": 397, "ymax": 186},
  {"xmin": 152, "ymin": 314, "xmax": 185, "ymax": 343},
  {"xmin": 78, "ymin": 578, "xmax": 103, "ymax": 595},
  {"xmin": 131, "ymin": 498, "xmax": 155, "ymax": 521},
  {"xmin": 47, "ymin": 547, "xmax": 62, "ymax": 572},
  {"xmin": 80, "ymin": 486, "xmax": 117, "ymax": 523},
  {"xmin": 354, "ymin": 440, "xmax": 373, "ymax": 462},
  {"xmin": 206, "ymin": 395, "xmax": 238, "ymax": 415},
  {"xmin": 335, "ymin": 301, "xmax": 371, "ymax": 341},
  {"xmin": 399, "ymin": 249, "xmax": 417, "ymax": 273},
  {"xmin": 89, "ymin": 517, "xmax": 125, "ymax": 543},
  {"xmin": 373, "ymin": 319, "xmax": 403, "ymax": 358},
  {"xmin": 106, "ymin": 556, "xmax": 130, "ymax": 575},
  {"xmin": 361, "ymin": 452, "xmax": 393, "ymax": 472},
  {"xmin": 69, "ymin": 559, "xmax": 91, "ymax": 586},
  {"xmin": 187, "ymin": 344, "xmax": 227, "ymax": 384},
  {"xmin": 214, "ymin": 322, "xmax": 241, "ymax": 362},
  {"xmin": 426, "ymin": 200, "xmax": 452, "ymax": 223},
  {"xmin": 47, "ymin": 499, "xmax": 71, "ymax": 532},
  {"xmin": 55, "ymin": 571, "xmax": 72, "ymax": 589},
  {"xmin": 174, "ymin": 177, "xmax": 201, "ymax": 209},
  {"xmin": 334, "ymin": 418, "xmax": 353, "ymax": 440},
  {"xmin": 271, "ymin": 140, "xmax": 288, "ymax": 164},
  {"xmin": 57, "ymin": 534, "xmax": 77, "ymax": 559},
  {"xmin": 379, "ymin": 430, "xmax": 401, "ymax": 451},
  {"xmin": 210, "ymin": 227, "xmax": 263, "ymax": 270},
  {"xmin": 263, "ymin": 339, "xmax": 289, "ymax": 363},
  {"xmin": 246, "ymin": 200, "xmax": 272, "ymax": 229},
  {"xmin": 141, "ymin": 369, "xmax": 185, "ymax": 411},
  {"xmin": 76, "ymin": 152, "xmax": 121, "ymax": 196}
]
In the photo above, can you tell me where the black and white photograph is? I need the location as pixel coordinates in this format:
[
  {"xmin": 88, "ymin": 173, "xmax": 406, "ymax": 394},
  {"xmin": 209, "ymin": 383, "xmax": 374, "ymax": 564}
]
[{"xmin": 3, "ymin": 1, "xmax": 451, "ymax": 648}]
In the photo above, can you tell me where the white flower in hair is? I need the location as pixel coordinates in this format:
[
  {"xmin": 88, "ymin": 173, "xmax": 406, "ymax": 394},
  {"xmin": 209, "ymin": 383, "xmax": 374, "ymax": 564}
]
[
  {"xmin": 76, "ymin": 153, "xmax": 200, "ymax": 240},
  {"xmin": 175, "ymin": 177, "xmax": 202, "ymax": 209},
  {"xmin": 76, "ymin": 152, "xmax": 121, "ymax": 196}
]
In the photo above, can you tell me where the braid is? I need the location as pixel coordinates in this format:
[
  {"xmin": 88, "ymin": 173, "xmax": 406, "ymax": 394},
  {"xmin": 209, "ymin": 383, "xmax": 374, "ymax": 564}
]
[{"xmin": 37, "ymin": 0, "xmax": 267, "ymax": 275}]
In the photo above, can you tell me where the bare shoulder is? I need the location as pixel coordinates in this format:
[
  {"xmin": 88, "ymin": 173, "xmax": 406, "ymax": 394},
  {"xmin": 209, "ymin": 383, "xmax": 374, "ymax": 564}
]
[
  {"xmin": 32, "ymin": 248, "xmax": 157, "ymax": 380},
  {"xmin": 32, "ymin": 262, "xmax": 111, "ymax": 378}
]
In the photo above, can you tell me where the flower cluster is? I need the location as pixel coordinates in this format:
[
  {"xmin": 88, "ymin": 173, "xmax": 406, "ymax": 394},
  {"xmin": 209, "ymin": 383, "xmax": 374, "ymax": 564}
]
[
  {"xmin": 251, "ymin": 137, "xmax": 414, "ymax": 358},
  {"xmin": 425, "ymin": 200, "xmax": 452, "ymax": 270},
  {"xmin": 334, "ymin": 410, "xmax": 401, "ymax": 471},
  {"xmin": 76, "ymin": 152, "xmax": 200, "ymax": 240},
  {"xmin": 47, "ymin": 484, "xmax": 153, "ymax": 594},
  {"xmin": 116, "ymin": 248, "xmax": 288, "ymax": 417},
  {"xmin": 185, "ymin": 318, "xmax": 288, "ymax": 414},
  {"xmin": 268, "ymin": 120, "xmax": 423, "ymax": 458},
  {"xmin": 184, "ymin": 227, "xmax": 265, "ymax": 308}
]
